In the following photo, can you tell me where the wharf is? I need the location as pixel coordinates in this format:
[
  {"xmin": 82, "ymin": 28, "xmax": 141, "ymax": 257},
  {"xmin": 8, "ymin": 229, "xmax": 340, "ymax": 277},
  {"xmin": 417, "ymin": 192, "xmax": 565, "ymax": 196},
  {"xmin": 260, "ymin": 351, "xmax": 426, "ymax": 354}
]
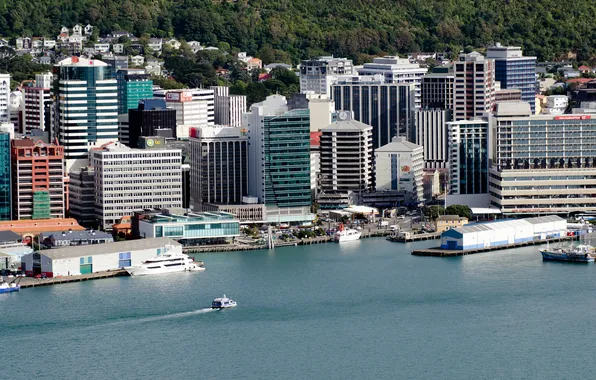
[
  {"xmin": 17, "ymin": 270, "xmax": 129, "ymax": 288},
  {"xmin": 411, "ymin": 236, "xmax": 577, "ymax": 257},
  {"xmin": 387, "ymin": 232, "xmax": 441, "ymax": 243}
]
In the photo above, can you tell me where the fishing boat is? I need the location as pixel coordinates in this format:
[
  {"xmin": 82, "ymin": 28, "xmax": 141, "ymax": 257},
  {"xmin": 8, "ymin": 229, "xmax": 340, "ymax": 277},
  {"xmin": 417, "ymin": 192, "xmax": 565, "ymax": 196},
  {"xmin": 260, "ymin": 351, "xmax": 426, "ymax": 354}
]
[{"xmin": 540, "ymin": 244, "xmax": 595, "ymax": 263}]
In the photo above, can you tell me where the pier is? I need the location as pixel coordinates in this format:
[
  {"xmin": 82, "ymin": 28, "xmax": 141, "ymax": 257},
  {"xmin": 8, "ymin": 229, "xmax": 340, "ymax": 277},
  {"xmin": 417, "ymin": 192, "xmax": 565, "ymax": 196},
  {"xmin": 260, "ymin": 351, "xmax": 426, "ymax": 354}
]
[
  {"xmin": 387, "ymin": 232, "xmax": 441, "ymax": 243},
  {"xmin": 17, "ymin": 269, "xmax": 129, "ymax": 288},
  {"xmin": 411, "ymin": 236, "xmax": 577, "ymax": 257}
]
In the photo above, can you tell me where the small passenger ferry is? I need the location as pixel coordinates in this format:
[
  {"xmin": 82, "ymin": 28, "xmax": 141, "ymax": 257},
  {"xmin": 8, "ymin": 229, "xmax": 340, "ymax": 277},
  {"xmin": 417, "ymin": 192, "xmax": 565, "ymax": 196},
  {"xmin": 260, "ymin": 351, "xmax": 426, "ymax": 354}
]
[{"xmin": 212, "ymin": 295, "xmax": 237, "ymax": 309}]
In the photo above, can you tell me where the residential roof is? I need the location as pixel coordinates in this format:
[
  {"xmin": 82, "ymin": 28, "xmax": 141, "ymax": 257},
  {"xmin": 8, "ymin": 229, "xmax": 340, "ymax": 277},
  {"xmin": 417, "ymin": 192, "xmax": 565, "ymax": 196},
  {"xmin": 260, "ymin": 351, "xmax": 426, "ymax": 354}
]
[
  {"xmin": 0, "ymin": 230, "xmax": 22, "ymax": 242},
  {"xmin": 37, "ymin": 237, "xmax": 181, "ymax": 260}
]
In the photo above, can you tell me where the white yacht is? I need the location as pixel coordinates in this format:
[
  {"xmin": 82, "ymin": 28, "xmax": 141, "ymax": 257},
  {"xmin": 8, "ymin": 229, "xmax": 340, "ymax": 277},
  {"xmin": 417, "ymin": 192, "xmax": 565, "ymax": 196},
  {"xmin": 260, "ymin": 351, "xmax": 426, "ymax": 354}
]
[
  {"xmin": 334, "ymin": 223, "xmax": 362, "ymax": 242},
  {"xmin": 126, "ymin": 251, "xmax": 205, "ymax": 276},
  {"xmin": 212, "ymin": 295, "xmax": 237, "ymax": 309}
]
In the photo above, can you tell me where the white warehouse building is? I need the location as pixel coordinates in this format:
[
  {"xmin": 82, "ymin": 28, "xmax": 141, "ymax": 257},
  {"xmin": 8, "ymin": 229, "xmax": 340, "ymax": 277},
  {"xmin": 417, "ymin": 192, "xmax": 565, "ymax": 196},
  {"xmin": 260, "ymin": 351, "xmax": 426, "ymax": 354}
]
[
  {"xmin": 440, "ymin": 215, "xmax": 567, "ymax": 250},
  {"xmin": 22, "ymin": 237, "xmax": 181, "ymax": 277}
]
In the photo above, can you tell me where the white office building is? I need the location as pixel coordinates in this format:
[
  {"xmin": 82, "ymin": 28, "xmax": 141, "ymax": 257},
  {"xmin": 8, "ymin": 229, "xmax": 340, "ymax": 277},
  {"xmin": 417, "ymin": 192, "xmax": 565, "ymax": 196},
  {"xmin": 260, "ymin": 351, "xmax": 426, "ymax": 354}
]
[
  {"xmin": 23, "ymin": 72, "xmax": 53, "ymax": 133},
  {"xmin": 375, "ymin": 136, "xmax": 424, "ymax": 205},
  {"xmin": 319, "ymin": 115, "xmax": 373, "ymax": 194},
  {"xmin": 357, "ymin": 56, "xmax": 427, "ymax": 109},
  {"xmin": 542, "ymin": 95, "xmax": 568, "ymax": 115},
  {"xmin": 211, "ymin": 86, "xmax": 246, "ymax": 127},
  {"xmin": 0, "ymin": 73, "xmax": 10, "ymax": 124},
  {"xmin": 51, "ymin": 57, "xmax": 119, "ymax": 172},
  {"xmin": 300, "ymin": 56, "xmax": 354, "ymax": 95},
  {"xmin": 490, "ymin": 102, "xmax": 596, "ymax": 215},
  {"xmin": 154, "ymin": 88, "xmax": 214, "ymax": 127},
  {"xmin": 90, "ymin": 142, "xmax": 182, "ymax": 229}
]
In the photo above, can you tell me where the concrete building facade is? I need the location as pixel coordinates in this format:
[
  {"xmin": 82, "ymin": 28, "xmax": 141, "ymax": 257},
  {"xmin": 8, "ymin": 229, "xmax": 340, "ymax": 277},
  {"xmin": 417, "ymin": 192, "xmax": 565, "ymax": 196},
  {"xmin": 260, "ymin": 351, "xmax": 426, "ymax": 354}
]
[
  {"xmin": 374, "ymin": 136, "xmax": 424, "ymax": 205},
  {"xmin": 453, "ymin": 52, "xmax": 496, "ymax": 121},
  {"xmin": 300, "ymin": 57, "xmax": 354, "ymax": 95},
  {"xmin": 23, "ymin": 72, "xmax": 52, "ymax": 133},
  {"xmin": 90, "ymin": 142, "xmax": 183, "ymax": 229},
  {"xmin": 319, "ymin": 116, "xmax": 373, "ymax": 194},
  {"xmin": 414, "ymin": 109, "xmax": 451, "ymax": 169}
]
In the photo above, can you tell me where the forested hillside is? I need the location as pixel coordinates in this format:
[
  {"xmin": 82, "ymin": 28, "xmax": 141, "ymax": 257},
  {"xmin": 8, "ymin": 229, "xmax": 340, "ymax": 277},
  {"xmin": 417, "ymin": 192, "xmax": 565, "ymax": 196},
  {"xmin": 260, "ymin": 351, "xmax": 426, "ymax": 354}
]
[{"xmin": 1, "ymin": 0, "xmax": 595, "ymax": 62}]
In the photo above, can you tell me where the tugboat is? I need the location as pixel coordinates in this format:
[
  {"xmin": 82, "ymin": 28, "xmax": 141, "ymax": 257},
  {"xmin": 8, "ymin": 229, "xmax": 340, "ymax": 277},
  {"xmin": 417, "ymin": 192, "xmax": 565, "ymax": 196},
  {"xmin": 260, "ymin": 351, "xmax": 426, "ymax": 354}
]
[
  {"xmin": 334, "ymin": 223, "xmax": 362, "ymax": 243},
  {"xmin": 211, "ymin": 295, "xmax": 237, "ymax": 309},
  {"xmin": 540, "ymin": 244, "xmax": 595, "ymax": 263}
]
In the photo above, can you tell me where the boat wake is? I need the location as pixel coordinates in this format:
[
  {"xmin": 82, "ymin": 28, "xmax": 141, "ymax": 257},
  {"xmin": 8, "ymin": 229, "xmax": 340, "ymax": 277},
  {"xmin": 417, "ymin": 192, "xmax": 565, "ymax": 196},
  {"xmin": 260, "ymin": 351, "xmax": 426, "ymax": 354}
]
[{"xmin": 106, "ymin": 308, "xmax": 217, "ymax": 326}]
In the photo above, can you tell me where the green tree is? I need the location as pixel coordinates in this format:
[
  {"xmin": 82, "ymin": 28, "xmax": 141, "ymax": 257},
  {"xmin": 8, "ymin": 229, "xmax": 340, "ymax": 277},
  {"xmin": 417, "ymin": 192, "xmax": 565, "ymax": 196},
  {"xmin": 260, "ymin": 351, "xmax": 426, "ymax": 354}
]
[
  {"xmin": 424, "ymin": 205, "xmax": 445, "ymax": 220},
  {"xmin": 445, "ymin": 205, "xmax": 472, "ymax": 219}
]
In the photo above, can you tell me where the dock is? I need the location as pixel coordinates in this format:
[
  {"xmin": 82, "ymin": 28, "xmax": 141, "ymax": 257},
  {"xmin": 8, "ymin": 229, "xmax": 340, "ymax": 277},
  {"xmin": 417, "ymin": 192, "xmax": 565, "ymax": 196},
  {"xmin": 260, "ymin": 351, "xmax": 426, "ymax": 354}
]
[
  {"xmin": 411, "ymin": 236, "xmax": 577, "ymax": 257},
  {"xmin": 387, "ymin": 232, "xmax": 441, "ymax": 243},
  {"xmin": 17, "ymin": 269, "xmax": 129, "ymax": 288}
]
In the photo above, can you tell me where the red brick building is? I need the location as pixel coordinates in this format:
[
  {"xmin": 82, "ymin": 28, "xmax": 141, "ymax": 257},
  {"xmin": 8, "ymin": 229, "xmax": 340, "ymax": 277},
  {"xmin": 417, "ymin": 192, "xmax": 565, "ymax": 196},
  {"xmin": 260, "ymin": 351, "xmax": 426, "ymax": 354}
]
[{"xmin": 11, "ymin": 139, "xmax": 68, "ymax": 220}]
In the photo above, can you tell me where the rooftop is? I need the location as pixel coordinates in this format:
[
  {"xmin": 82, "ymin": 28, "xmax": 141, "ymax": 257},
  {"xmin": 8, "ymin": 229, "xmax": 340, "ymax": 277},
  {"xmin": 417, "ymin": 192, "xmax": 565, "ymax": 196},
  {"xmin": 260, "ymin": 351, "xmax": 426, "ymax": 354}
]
[
  {"xmin": 40, "ymin": 230, "xmax": 113, "ymax": 241},
  {"xmin": 321, "ymin": 118, "xmax": 372, "ymax": 132},
  {"xmin": 0, "ymin": 230, "xmax": 22, "ymax": 242},
  {"xmin": 376, "ymin": 136, "xmax": 422, "ymax": 152},
  {"xmin": 56, "ymin": 56, "xmax": 108, "ymax": 67},
  {"xmin": 437, "ymin": 215, "xmax": 468, "ymax": 221},
  {"xmin": 142, "ymin": 211, "xmax": 238, "ymax": 224},
  {"xmin": 0, "ymin": 218, "xmax": 85, "ymax": 235},
  {"xmin": 37, "ymin": 237, "xmax": 181, "ymax": 260}
]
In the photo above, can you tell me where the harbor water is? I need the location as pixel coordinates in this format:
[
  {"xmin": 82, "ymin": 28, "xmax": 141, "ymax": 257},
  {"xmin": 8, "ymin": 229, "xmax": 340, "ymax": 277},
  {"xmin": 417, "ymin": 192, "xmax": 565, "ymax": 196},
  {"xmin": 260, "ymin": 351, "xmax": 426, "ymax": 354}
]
[{"xmin": 2, "ymin": 238, "xmax": 596, "ymax": 379}]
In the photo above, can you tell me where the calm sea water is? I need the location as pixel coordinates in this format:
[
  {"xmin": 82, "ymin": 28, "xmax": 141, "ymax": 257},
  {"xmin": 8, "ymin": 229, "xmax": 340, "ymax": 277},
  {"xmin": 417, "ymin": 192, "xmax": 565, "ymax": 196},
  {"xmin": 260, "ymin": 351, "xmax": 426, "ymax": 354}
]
[{"xmin": 2, "ymin": 238, "xmax": 596, "ymax": 380}]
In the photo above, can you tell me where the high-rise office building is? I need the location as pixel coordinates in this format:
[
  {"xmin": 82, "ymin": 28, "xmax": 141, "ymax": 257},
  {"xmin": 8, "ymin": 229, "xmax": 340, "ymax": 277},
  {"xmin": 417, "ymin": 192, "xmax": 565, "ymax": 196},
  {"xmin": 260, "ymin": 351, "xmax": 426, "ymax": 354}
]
[
  {"xmin": 447, "ymin": 119, "xmax": 489, "ymax": 196},
  {"xmin": 0, "ymin": 130, "xmax": 10, "ymax": 220},
  {"xmin": 127, "ymin": 99, "xmax": 177, "ymax": 148},
  {"xmin": 487, "ymin": 43, "xmax": 536, "ymax": 114},
  {"xmin": 300, "ymin": 57, "xmax": 354, "ymax": 95},
  {"xmin": 189, "ymin": 126, "xmax": 248, "ymax": 210},
  {"xmin": 414, "ymin": 109, "xmax": 452, "ymax": 169},
  {"xmin": 116, "ymin": 68, "xmax": 153, "ymax": 115},
  {"xmin": 489, "ymin": 102, "xmax": 596, "ymax": 215},
  {"xmin": 319, "ymin": 114, "xmax": 373, "ymax": 194},
  {"xmin": 23, "ymin": 72, "xmax": 52, "ymax": 133},
  {"xmin": 374, "ymin": 136, "xmax": 424, "ymax": 205},
  {"xmin": 211, "ymin": 86, "xmax": 247, "ymax": 127},
  {"xmin": 0, "ymin": 73, "xmax": 11, "ymax": 123},
  {"xmin": 244, "ymin": 95, "xmax": 313, "ymax": 224},
  {"xmin": 421, "ymin": 65, "xmax": 454, "ymax": 110},
  {"xmin": 11, "ymin": 139, "xmax": 66, "ymax": 220},
  {"xmin": 154, "ymin": 88, "xmax": 215, "ymax": 130},
  {"xmin": 51, "ymin": 57, "xmax": 118, "ymax": 172},
  {"xmin": 68, "ymin": 166, "xmax": 95, "ymax": 227},
  {"xmin": 453, "ymin": 52, "xmax": 496, "ymax": 121},
  {"xmin": 90, "ymin": 141, "xmax": 182, "ymax": 229},
  {"xmin": 357, "ymin": 56, "xmax": 427, "ymax": 109},
  {"xmin": 331, "ymin": 75, "xmax": 415, "ymax": 148}
]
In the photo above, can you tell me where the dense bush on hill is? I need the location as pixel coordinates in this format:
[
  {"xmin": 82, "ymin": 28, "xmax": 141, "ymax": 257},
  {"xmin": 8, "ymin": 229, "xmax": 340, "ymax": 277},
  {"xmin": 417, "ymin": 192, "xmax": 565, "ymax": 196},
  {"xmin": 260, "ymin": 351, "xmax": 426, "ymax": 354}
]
[{"xmin": 1, "ymin": 0, "xmax": 596, "ymax": 63}]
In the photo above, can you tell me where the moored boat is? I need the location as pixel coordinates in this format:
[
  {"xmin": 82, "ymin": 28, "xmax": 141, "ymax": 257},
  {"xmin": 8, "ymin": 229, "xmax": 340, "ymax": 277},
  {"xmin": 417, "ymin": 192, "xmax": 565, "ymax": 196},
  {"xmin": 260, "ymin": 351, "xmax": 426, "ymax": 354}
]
[
  {"xmin": 540, "ymin": 244, "xmax": 595, "ymax": 263},
  {"xmin": 127, "ymin": 250, "xmax": 205, "ymax": 276},
  {"xmin": 0, "ymin": 280, "xmax": 20, "ymax": 294},
  {"xmin": 334, "ymin": 223, "xmax": 362, "ymax": 242}
]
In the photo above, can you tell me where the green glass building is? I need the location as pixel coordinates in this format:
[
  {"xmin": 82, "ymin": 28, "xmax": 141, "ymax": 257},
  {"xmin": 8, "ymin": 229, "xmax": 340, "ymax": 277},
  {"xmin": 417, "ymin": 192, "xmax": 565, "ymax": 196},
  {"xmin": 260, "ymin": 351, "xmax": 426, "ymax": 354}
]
[
  {"xmin": 246, "ymin": 95, "xmax": 313, "ymax": 224},
  {"xmin": 116, "ymin": 69, "xmax": 153, "ymax": 115},
  {"xmin": 0, "ymin": 132, "xmax": 10, "ymax": 220}
]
